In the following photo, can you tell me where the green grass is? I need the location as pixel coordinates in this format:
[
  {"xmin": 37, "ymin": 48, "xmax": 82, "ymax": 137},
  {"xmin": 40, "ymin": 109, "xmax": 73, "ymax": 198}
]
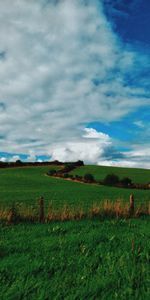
[
  {"xmin": 0, "ymin": 166, "xmax": 149, "ymax": 299},
  {"xmin": 0, "ymin": 218, "xmax": 149, "ymax": 300},
  {"xmin": 0, "ymin": 166, "xmax": 149, "ymax": 210},
  {"xmin": 71, "ymin": 165, "xmax": 150, "ymax": 184}
]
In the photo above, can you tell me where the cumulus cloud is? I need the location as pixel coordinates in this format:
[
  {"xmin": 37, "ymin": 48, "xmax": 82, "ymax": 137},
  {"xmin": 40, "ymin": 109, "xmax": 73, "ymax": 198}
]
[
  {"xmin": 50, "ymin": 127, "xmax": 123, "ymax": 164},
  {"xmin": 97, "ymin": 145, "xmax": 150, "ymax": 169},
  {"xmin": 0, "ymin": 0, "xmax": 149, "ymax": 166},
  {"xmin": 83, "ymin": 128, "xmax": 110, "ymax": 139}
]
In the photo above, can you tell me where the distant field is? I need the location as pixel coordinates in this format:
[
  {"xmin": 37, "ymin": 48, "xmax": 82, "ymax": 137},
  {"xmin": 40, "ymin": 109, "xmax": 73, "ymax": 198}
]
[
  {"xmin": 0, "ymin": 165, "xmax": 149, "ymax": 209},
  {"xmin": 0, "ymin": 218, "xmax": 149, "ymax": 300},
  {"xmin": 71, "ymin": 165, "xmax": 150, "ymax": 184}
]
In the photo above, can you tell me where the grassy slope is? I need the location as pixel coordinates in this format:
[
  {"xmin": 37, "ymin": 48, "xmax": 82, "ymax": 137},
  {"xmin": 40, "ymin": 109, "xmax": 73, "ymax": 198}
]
[
  {"xmin": 0, "ymin": 166, "xmax": 150, "ymax": 209},
  {"xmin": 0, "ymin": 218, "xmax": 149, "ymax": 300},
  {"xmin": 71, "ymin": 165, "xmax": 150, "ymax": 184}
]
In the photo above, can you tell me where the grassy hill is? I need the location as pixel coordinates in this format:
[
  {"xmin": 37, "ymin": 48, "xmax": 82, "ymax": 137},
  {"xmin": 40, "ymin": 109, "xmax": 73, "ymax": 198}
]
[
  {"xmin": 71, "ymin": 165, "xmax": 150, "ymax": 184},
  {"xmin": 0, "ymin": 165, "xmax": 149, "ymax": 210}
]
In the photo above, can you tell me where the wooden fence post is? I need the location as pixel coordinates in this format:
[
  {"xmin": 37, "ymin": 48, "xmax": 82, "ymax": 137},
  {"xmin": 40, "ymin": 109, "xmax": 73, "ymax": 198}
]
[
  {"xmin": 39, "ymin": 196, "xmax": 45, "ymax": 223},
  {"xmin": 129, "ymin": 194, "xmax": 134, "ymax": 215},
  {"xmin": 7, "ymin": 203, "xmax": 17, "ymax": 225}
]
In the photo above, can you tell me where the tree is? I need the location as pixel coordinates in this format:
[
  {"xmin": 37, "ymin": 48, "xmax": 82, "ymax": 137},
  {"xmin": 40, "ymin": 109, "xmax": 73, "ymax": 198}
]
[
  {"xmin": 15, "ymin": 160, "xmax": 23, "ymax": 165},
  {"xmin": 103, "ymin": 174, "xmax": 119, "ymax": 186},
  {"xmin": 75, "ymin": 160, "xmax": 84, "ymax": 166}
]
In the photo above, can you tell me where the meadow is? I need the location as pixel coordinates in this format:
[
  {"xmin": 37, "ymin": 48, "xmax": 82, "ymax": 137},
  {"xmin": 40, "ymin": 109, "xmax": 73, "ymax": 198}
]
[
  {"xmin": 70, "ymin": 165, "xmax": 150, "ymax": 184},
  {"xmin": 0, "ymin": 165, "xmax": 150, "ymax": 299},
  {"xmin": 0, "ymin": 166, "xmax": 150, "ymax": 211},
  {"xmin": 0, "ymin": 218, "xmax": 149, "ymax": 300}
]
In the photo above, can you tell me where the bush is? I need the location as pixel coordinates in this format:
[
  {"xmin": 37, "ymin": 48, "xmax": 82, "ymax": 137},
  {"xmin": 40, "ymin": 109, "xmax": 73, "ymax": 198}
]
[
  {"xmin": 15, "ymin": 160, "xmax": 23, "ymax": 165},
  {"xmin": 69, "ymin": 174, "xmax": 74, "ymax": 179},
  {"xmin": 47, "ymin": 169, "xmax": 57, "ymax": 176},
  {"xmin": 84, "ymin": 173, "xmax": 95, "ymax": 183},
  {"xmin": 63, "ymin": 163, "xmax": 75, "ymax": 173},
  {"xmin": 63, "ymin": 173, "xmax": 69, "ymax": 178},
  {"xmin": 75, "ymin": 160, "xmax": 84, "ymax": 166},
  {"xmin": 75, "ymin": 175, "xmax": 83, "ymax": 181},
  {"xmin": 120, "ymin": 177, "xmax": 132, "ymax": 187},
  {"xmin": 103, "ymin": 174, "xmax": 119, "ymax": 186}
]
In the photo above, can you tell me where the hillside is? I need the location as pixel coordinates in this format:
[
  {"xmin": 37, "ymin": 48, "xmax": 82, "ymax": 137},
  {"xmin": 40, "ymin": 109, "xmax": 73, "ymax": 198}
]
[
  {"xmin": 0, "ymin": 165, "xmax": 149, "ymax": 210},
  {"xmin": 70, "ymin": 165, "xmax": 150, "ymax": 184}
]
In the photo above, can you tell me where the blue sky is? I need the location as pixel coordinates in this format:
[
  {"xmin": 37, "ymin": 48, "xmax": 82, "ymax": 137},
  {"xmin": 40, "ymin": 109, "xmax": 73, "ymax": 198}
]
[
  {"xmin": 0, "ymin": 0, "xmax": 150, "ymax": 168},
  {"xmin": 103, "ymin": 0, "xmax": 150, "ymax": 46},
  {"xmin": 88, "ymin": 106, "xmax": 150, "ymax": 143}
]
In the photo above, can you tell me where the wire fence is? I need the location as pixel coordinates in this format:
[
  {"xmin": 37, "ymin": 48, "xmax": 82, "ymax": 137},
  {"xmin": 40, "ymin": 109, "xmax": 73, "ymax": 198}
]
[{"xmin": 0, "ymin": 194, "xmax": 150, "ymax": 224}]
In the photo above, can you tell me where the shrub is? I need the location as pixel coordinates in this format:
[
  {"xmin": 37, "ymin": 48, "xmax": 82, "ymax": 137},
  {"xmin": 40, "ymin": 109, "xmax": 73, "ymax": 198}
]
[
  {"xmin": 103, "ymin": 174, "xmax": 119, "ymax": 186},
  {"xmin": 15, "ymin": 160, "xmax": 23, "ymax": 165},
  {"xmin": 69, "ymin": 174, "xmax": 74, "ymax": 179},
  {"xmin": 63, "ymin": 173, "xmax": 69, "ymax": 178},
  {"xmin": 63, "ymin": 163, "xmax": 75, "ymax": 173},
  {"xmin": 47, "ymin": 169, "xmax": 56, "ymax": 176},
  {"xmin": 75, "ymin": 175, "xmax": 83, "ymax": 181},
  {"xmin": 120, "ymin": 177, "xmax": 132, "ymax": 187},
  {"xmin": 84, "ymin": 173, "xmax": 95, "ymax": 183}
]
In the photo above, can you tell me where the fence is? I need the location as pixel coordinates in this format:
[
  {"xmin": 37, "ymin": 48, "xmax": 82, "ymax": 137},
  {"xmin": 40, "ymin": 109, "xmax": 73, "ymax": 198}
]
[{"xmin": 0, "ymin": 194, "xmax": 149, "ymax": 224}]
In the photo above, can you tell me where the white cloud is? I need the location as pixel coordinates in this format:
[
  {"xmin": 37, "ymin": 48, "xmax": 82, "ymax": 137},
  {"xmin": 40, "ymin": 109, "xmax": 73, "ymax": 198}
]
[
  {"xmin": 0, "ymin": 157, "xmax": 7, "ymax": 162},
  {"xmin": 0, "ymin": 155, "xmax": 20, "ymax": 162},
  {"xmin": 26, "ymin": 151, "xmax": 37, "ymax": 162},
  {"xmin": 50, "ymin": 127, "xmax": 122, "ymax": 163},
  {"xmin": 0, "ymin": 0, "xmax": 149, "ymax": 167},
  {"xmin": 98, "ymin": 145, "xmax": 150, "ymax": 169},
  {"xmin": 98, "ymin": 159, "xmax": 150, "ymax": 169},
  {"xmin": 10, "ymin": 155, "xmax": 21, "ymax": 162},
  {"xmin": 83, "ymin": 128, "xmax": 110, "ymax": 140}
]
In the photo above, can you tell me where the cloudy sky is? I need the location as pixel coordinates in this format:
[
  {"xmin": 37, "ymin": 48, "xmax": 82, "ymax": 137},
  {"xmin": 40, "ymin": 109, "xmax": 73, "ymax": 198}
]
[{"xmin": 0, "ymin": 0, "xmax": 150, "ymax": 168}]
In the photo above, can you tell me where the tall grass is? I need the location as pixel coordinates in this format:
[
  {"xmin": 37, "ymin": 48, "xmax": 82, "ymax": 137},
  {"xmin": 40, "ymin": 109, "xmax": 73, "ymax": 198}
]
[{"xmin": 0, "ymin": 200, "xmax": 149, "ymax": 224}]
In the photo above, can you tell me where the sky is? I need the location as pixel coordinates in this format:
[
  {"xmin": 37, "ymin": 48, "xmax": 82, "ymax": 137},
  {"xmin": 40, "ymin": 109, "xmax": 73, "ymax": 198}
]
[{"xmin": 0, "ymin": 0, "xmax": 150, "ymax": 168}]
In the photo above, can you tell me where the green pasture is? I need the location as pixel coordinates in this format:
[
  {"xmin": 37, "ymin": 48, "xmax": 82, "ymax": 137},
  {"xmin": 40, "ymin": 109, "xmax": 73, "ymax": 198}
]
[
  {"xmin": 0, "ymin": 218, "xmax": 149, "ymax": 300},
  {"xmin": 71, "ymin": 165, "xmax": 150, "ymax": 184},
  {"xmin": 0, "ymin": 166, "xmax": 150, "ymax": 208},
  {"xmin": 0, "ymin": 166, "xmax": 150, "ymax": 300},
  {"xmin": 0, "ymin": 166, "xmax": 149, "ymax": 210}
]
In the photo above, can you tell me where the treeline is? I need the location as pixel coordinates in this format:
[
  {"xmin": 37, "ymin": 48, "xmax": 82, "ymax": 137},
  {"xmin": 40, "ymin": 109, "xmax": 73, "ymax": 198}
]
[
  {"xmin": 101, "ymin": 173, "xmax": 150, "ymax": 189},
  {"xmin": 47, "ymin": 168, "xmax": 150, "ymax": 190},
  {"xmin": 0, "ymin": 160, "xmax": 81, "ymax": 168}
]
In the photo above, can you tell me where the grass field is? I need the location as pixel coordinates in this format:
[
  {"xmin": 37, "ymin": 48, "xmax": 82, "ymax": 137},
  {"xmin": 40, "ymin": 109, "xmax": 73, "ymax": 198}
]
[
  {"xmin": 0, "ymin": 166, "xmax": 150, "ymax": 210},
  {"xmin": 71, "ymin": 165, "xmax": 150, "ymax": 184},
  {"xmin": 0, "ymin": 165, "xmax": 150, "ymax": 299},
  {"xmin": 0, "ymin": 218, "xmax": 150, "ymax": 300}
]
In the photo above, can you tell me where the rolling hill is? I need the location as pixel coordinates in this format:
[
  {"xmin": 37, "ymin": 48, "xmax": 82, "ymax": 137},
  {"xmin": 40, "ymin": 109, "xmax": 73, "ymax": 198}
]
[{"xmin": 0, "ymin": 165, "xmax": 149, "ymax": 209}]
